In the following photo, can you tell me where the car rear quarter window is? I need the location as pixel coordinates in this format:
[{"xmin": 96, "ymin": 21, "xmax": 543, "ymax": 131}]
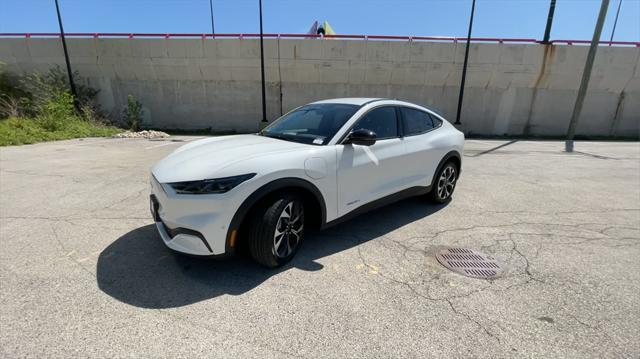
[
  {"xmin": 429, "ymin": 114, "xmax": 443, "ymax": 127},
  {"xmin": 401, "ymin": 107, "xmax": 435, "ymax": 136},
  {"xmin": 353, "ymin": 106, "xmax": 398, "ymax": 139}
]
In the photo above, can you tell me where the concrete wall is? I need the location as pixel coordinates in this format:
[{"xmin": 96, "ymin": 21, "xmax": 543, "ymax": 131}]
[{"xmin": 0, "ymin": 38, "xmax": 638, "ymax": 137}]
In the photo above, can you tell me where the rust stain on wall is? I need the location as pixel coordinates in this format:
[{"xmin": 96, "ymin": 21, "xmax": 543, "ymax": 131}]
[
  {"xmin": 523, "ymin": 44, "xmax": 555, "ymax": 135},
  {"xmin": 609, "ymin": 92, "xmax": 625, "ymax": 137}
]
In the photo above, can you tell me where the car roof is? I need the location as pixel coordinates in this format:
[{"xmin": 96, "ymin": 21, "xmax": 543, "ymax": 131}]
[
  {"xmin": 309, "ymin": 98, "xmax": 445, "ymax": 117},
  {"xmin": 310, "ymin": 98, "xmax": 386, "ymax": 106}
]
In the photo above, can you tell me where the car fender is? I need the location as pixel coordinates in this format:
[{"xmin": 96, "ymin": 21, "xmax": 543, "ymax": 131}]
[
  {"xmin": 430, "ymin": 150, "xmax": 462, "ymax": 187},
  {"xmin": 225, "ymin": 177, "xmax": 327, "ymax": 253}
]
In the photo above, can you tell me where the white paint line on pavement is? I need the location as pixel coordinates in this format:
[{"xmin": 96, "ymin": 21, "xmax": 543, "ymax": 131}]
[
  {"xmin": 145, "ymin": 141, "xmax": 181, "ymax": 150},
  {"xmin": 144, "ymin": 137, "xmax": 204, "ymax": 150},
  {"xmin": 73, "ymin": 138, "xmax": 131, "ymax": 147}
]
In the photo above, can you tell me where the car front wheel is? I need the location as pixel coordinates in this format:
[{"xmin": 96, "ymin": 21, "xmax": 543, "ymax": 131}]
[
  {"xmin": 249, "ymin": 195, "xmax": 305, "ymax": 268},
  {"xmin": 429, "ymin": 162, "xmax": 458, "ymax": 203}
]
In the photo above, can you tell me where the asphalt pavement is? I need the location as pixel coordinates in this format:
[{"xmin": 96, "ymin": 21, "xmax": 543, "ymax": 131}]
[{"xmin": 1, "ymin": 137, "xmax": 639, "ymax": 358}]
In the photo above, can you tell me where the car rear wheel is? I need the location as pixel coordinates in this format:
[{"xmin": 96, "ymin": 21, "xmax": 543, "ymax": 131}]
[
  {"xmin": 429, "ymin": 162, "xmax": 458, "ymax": 203},
  {"xmin": 249, "ymin": 195, "xmax": 305, "ymax": 268}
]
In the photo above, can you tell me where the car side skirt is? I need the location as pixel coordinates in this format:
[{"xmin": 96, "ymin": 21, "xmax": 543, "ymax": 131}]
[
  {"xmin": 324, "ymin": 152, "xmax": 461, "ymax": 230},
  {"xmin": 321, "ymin": 185, "xmax": 432, "ymax": 230}
]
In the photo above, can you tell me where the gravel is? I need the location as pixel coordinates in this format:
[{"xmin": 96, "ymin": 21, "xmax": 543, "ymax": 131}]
[{"xmin": 112, "ymin": 130, "xmax": 170, "ymax": 139}]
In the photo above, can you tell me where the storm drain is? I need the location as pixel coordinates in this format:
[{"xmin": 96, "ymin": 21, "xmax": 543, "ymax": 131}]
[{"xmin": 435, "ymin": 247, "xmax": 502, "ymax": 279}]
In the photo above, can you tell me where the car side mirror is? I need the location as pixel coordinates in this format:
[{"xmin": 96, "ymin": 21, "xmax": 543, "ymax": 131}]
[{"xmin": 344, "ymin": 129, "xmax": 377, "ymax": 146}]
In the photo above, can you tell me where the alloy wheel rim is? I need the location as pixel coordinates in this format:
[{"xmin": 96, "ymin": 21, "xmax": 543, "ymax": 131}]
[
  {"xmin": 437, "ymin": 166, "xmax": 456, "ymax": 200},
  {"xmin": 273, "ymin": 201, "xmax": 304, "ymax": 258}
]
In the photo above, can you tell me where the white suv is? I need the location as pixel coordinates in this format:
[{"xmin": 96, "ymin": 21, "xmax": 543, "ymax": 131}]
[{"xmin": 150, "ymin": 98, "xmax": 464, "ymax": 267}]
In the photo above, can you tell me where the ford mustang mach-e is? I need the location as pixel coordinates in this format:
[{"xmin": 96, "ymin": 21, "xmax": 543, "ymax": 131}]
[{"xmin": 150, "ymin": 98, "xmax": 464, "ymax": 267}]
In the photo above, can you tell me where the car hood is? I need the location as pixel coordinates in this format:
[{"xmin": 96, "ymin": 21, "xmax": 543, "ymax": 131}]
[{"xmin": 152, "ymin": 134, "xmax": 309, "ymax": 183}]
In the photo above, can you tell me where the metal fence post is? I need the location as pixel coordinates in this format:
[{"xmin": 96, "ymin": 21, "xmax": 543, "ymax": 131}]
[
  {"xmin": 209, "ymin": 0, "xmax": 216, "ymax": 37},
  {"xmin": 542, "ymin": 0, "xmax": 556, "ymax": 44},
  {"xmin": 54, "ymin": 0, "xmax": 80, "ymax": 112},
  {"xmin": 565, "ymin": 0, "xmax": 610, "ymax": 152},
  {"xmin": 259, "ymin": 0, "xmax": 267, "ymax": 123},
  {"xmin": 609, "ymin": 0, "xmax": 623, "ymax": 45},
  {"xmin": 454, "ymin": 0, "xmax": 476, "ymax": 125}
]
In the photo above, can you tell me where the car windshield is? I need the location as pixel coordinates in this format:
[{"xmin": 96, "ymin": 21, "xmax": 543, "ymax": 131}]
[{"xmin": 259, "ymin": 103, "xmax": 359, "ymax": 145}]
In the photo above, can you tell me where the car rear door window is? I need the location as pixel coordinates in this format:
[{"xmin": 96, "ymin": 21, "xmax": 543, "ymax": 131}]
[
  {"xmin": 353, "ymin": 107, "xmax": 398, "ymax": 139},
  {"xmin": 401, "ymin": 107, "xmax": 434, "ymax": 136}
]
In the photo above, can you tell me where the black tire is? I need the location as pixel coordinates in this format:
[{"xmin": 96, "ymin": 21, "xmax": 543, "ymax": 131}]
[
  {"xmin": 248, "ymin": 194, "xmax": 305, "ymax": 268},
  {"xmin": 428, "ymin": 162, "xmax": 458, "ymax": 203}
]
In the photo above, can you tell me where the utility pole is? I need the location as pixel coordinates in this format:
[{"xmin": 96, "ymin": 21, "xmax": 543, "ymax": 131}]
[
  {"xmin": 454, "ymin": 0, "xmax": 476, "ymax": 125},
  {"xmin": 259, "ymin": 0, "xmax": 267, "ymax": 123},
  {"xmin": 565, "ymin": 0, "xmax": 610, "ymax": 152},
  {"xmin": 54, "ymin": 0, "xmax": 80, "ymax": 111},
  {"xmin": 209, "ymin": 0, "xmax": 215, "ymax": 36},
  {"xmin": 609, "ymin": 0, "xmax": 622, "ymax": 45},
  {"xmin": 542, "ymin": 0, "xmax": 556, "ymax": 44}
]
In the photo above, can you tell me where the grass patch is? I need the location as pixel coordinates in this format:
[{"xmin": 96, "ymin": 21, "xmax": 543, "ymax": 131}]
[
  {"xmin": 1, "ymin": 65, "xmax": 128, "ymax": 146},
  {"xmin": 0, "ymin": 116, "xmax": 120, "ymax": 146}
]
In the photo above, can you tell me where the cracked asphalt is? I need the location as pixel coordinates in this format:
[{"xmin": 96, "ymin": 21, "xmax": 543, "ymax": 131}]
[{"xmin": 1, "ymin": 138, "xmax": 639, "ymax": 358}]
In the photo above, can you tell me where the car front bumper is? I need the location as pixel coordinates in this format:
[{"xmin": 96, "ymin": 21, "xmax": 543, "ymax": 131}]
[{"xmin": 150, "ymin": 175, "xmax": 240, "ymax": 256}]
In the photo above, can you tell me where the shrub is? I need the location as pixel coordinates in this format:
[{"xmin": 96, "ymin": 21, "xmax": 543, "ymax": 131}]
[
  {"xmin": 0, "ymin": 96, "xmax": 24, "ymax": 118},
  {"xmin": 37, "ymin": 91, "xmax": 76, "ymax": 131},
  {"xmin": 79, "ymin": 103, "xmax": 103, "ymax": 124},
  {"xmin": 0, "ymin": 63, "xmax": 31, "ymax": 118},
  {"xmin": 0, "ymin": 63, "xmax": 28, "ymax": 99},
  {"xmin": 20, "ymin": 65, "xmax": 99, "ymax": 113},
  {"xmin": 0, "ymin": 65, "xmax": 123, "ymax": 146},
  {"xmin": 122, "ymin": 94, "xmax": 144, "ymax": 131}
]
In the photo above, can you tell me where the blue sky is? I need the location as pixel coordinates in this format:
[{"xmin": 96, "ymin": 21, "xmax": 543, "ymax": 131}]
[{"xmin": 1, "ymin": 0, "xmax": 639, "ymax": 42}]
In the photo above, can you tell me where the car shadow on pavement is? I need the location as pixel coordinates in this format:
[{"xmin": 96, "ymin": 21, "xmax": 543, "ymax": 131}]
[{"xmin": 96, "ymin": 197, "xmax": 447, "ymax": 309}]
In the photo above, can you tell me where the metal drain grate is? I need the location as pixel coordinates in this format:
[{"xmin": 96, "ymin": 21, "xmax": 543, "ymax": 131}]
[{"xmin": 435, "ymin": 247, "xmax": 502, "ymax": 279}]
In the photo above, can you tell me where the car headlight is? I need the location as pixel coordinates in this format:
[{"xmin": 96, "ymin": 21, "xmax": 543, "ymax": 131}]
[{"xmin": 168, "ymin": 173, "xmax": 256, "ymax": 194}]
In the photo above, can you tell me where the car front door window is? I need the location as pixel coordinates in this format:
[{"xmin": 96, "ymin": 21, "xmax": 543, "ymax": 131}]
[{"xmin": 352, "ymin": 107, "xmax": 398, "ymax": 139}]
